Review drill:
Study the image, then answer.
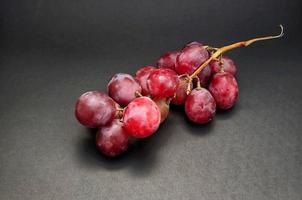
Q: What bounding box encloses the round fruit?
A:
[184,41,202,48]
[147,68,179,98]
[208,72,239,110]
[171,76,192,105]
[123,97,161,138]
[96,119,129,157]
[210,56,237,76]
[108,73,142,106]
[157,50,180,71]
[175,42,209,75]
[75,91,116,128]
[135,66,156,95]
[153,98,169,123]
[198,65,212,87]
[185,88,216,124]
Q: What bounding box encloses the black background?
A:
[1,0,301,199]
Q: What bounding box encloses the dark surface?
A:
[1,0,302,199]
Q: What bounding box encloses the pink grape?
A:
[175,42,209,75]
[135,66,156,95]
[75,91,116,128]
[210,56,237,76]
[185,88,216,124]
[108,73,142,106]
[123,97,161,138]
[147,68,179,98]
[157,50,180,71]
[96,119,129,157]
[208,72,239,110]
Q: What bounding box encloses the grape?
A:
[123,97,161,138]
[208,72,239,110]
[147,68,179,98]
[153,98,169,123]
[184,41,202,48]
[96,119,129,157]
[171,76,192,105]
[175,42,209,75]
[210,56,237,76]
[75,91,116,128]
[185,88,216,124]
[108,73,142,106]
[157,50,180,71]
[135,66,156,95]
[198,65,212,87]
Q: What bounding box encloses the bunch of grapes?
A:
[75,26,283,157]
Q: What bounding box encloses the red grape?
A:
[147,68,179,98]
[123,97,160,138]
[210,56,237,76]
[153,98,169,123]
[75,91,116,128]
[108,73,142,106]
[96,119,129,157]
[208,72,239,110]
[185,88,216,124]
[135,66,156,95]
[171,76,192,105]
[175,42,209,75]
[184,41,202,48]
[198,65,212,87]
[157,50,180,71]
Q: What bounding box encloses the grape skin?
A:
[96,119,129,157]
[209,72,239,110]
[135,66,156,95]
[185,88,216,124]
[108,73,142,106]
[157,50,181,71]
[153,98,169,123]
[147,68,179,98]
[123,97,161,138]
[171,76,192,105]
[175,43,209,75]
[210,56,237,76]
[75,91,116,128]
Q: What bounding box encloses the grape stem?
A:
[189,25,284,79]
[135,91,143,97]
[194,77,202,90]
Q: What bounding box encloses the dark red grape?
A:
[157,50,180,71]
[147,68,179,98]
[184,41,202,48]
[175,42,209,75]
[123,97,160,138]
[171,76,192,105]
[208,72,239,110]
[210,56,237,76]
[75,91,116,128]
[185,88,216,124]
[135,66,156,95]
[108,73,142,106]
[198,65,212,87]
[96,119,129,157]
[153,98,169,123]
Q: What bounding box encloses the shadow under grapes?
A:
[170,104,215,137]
[75,120,175,177]
[215,102,241,120]
[75,101,239,174]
